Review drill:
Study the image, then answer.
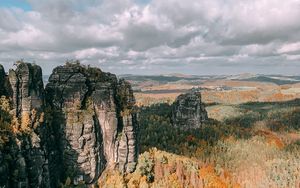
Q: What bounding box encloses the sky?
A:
[0,0,300,75]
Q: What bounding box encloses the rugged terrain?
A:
[0,62,138,187]
[171,91,208,129]
[122,74,300,187]
[2,65,300,187]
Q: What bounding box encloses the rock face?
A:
[0,62,138,187]
[8,63,44,122]
[0,64,11,96]
[115,79,138,173]
[0,65,6,96]
[0,63,50,188]
[45,63,138,185]
[171,91,208,129]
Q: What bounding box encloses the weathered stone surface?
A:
[11,63,50,188]
[0,65,6,96]
[0,64,11,97]
[115,79,138,173]
[0,62,50,188]
[45,63,138,185]
[9,63,44,117]
[171,91,208,129]
[0,62,139,187]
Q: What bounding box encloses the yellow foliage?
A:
[0,96,11,112]
[98,170,126,188]
[20,112,32,132]
[121,109,132,117]
[199,165,228,188]
[39,112,44,123]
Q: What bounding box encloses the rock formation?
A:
[0,62,50,188]
[0,65,6,96]
[8,63,45,125]
[0,62,138,187]
[171,91,208,129]
[0,64,11,96]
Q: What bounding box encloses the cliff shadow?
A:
[46,106,106,187]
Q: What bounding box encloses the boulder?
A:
[0,62,51,188]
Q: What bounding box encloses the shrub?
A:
[138,150,155,182]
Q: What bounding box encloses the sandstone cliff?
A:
[0,64,11,96]
[171,91,208,129]
[0,62,138,187]
[0,63,50,187]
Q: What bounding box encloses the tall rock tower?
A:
[0,62,139,187]
[171,91,208,129]
[45,63,138,185]
[7,62,50,187]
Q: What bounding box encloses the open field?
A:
[123,75,300,106]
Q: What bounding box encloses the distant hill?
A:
[121,74,300,85]
[120,75,208,83]
[234,75,300,85]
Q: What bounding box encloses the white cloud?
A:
[0,0,300,75]
[277,42,300,54]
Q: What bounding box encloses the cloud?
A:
[277,42,300,55]
[0,0,300,75]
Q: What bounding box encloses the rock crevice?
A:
[0,62,138,187]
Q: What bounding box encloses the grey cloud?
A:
[0,0,300,75]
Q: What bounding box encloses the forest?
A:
[129,99,300,187]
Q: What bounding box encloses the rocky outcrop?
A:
[171,91,208,129]
[0,63,50,188]
[45,63,138,185]
[9,63,44,118]
[45,64,107,185]
[0,64,11,97]
[115,79,138,173]
[0,65,6,96]
[0,62,138,187]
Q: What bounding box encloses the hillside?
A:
[132,99,300,187]
[124,74,300,106]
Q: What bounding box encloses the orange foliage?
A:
[202,90,259,104]
[256,130,284,149]
[134,80,300,106]
[186,135,196,142]
[199,165,227,188]
[199,165,240,188]
[21,112,32,131]
[263,92,294,102]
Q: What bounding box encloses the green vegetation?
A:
[138,103,253,158]
[138,150,155,182]
[0,96,12,148]
[138,99,300,187]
